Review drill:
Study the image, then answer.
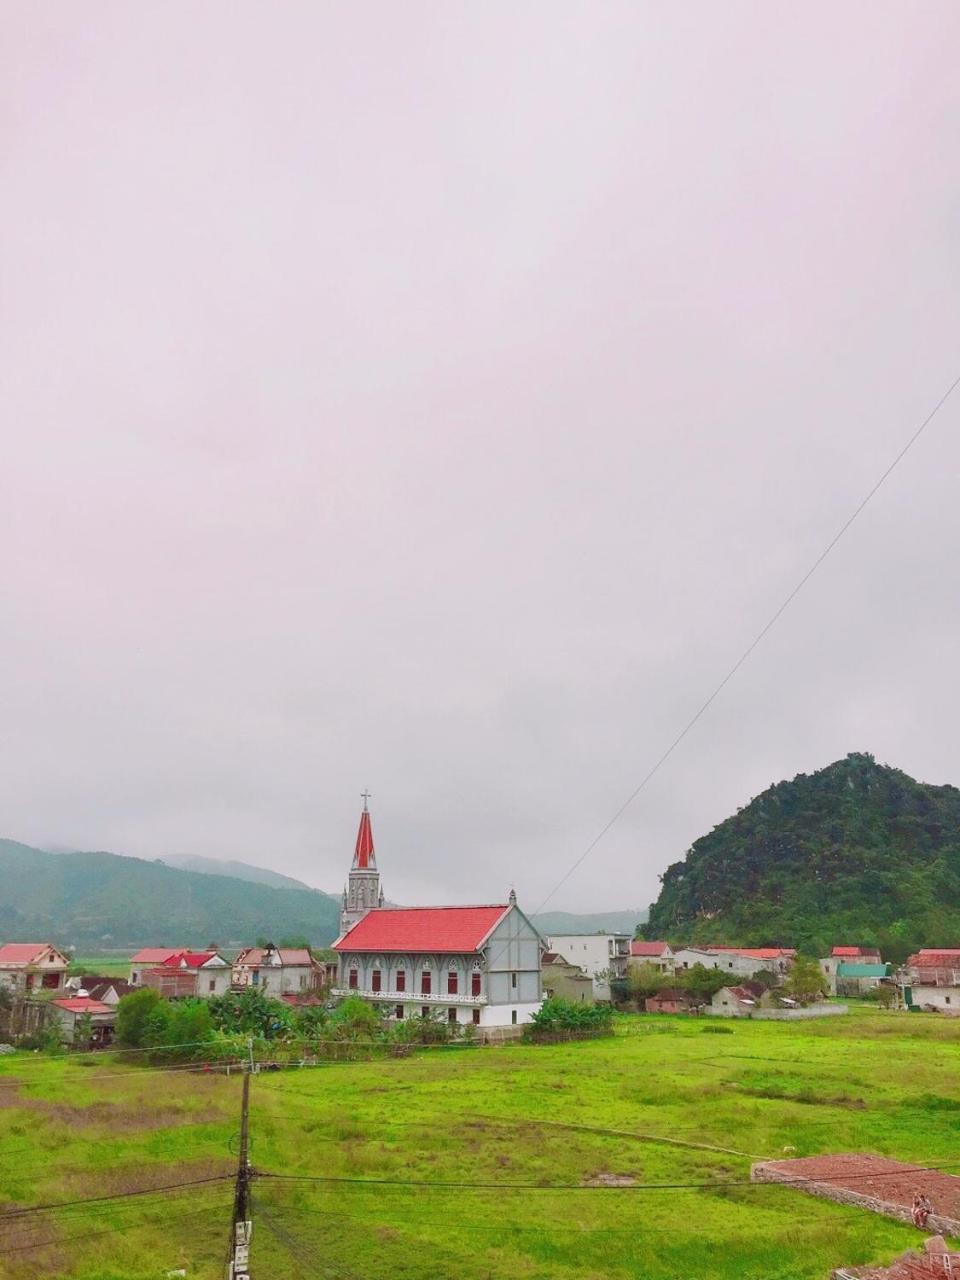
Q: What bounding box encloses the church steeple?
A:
[353,791,376,870]
[340,791,384,935]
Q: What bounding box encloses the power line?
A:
[523,366,960,920]
[0,1173,233,1222]
[0,1199,226,1257]
[255,1158,960,1193]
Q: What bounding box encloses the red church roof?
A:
[353,802,376,870]
[334,905,510,954]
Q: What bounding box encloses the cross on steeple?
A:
[361,788,371,812]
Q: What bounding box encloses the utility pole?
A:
[227,1071,253,1280]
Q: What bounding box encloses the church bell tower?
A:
[339,791,384,935]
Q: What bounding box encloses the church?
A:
[333,798,544,1030]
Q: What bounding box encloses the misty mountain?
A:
[532,909,647,937]
[0,839,341,950]
[158,853,315,893]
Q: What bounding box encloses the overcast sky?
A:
[3,4,960,914]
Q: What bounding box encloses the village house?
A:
[129,948,184,986]
[0,943,69,995]
[645,988,698,1014]
[708,984,771,1017]
[672,945,795,982]
[543,933,630,999]
[819,946,884,994]
[50,996,116,1047]
[542,951,595,1003]
[139,951,233,999]
[628,940,675,973]
[65,975,133,1006]
[903,949,960,1013]
[232,945,324,997]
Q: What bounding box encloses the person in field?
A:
[912,1191,933,1228]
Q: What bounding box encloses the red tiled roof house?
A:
[130,949,232,998]
[628,941,675,973]
[232,945,324,998]
[51,996,116,1047]
[0,943,69,996]
[904,949,960,1013]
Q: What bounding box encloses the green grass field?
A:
[1,1009,958,1279]
[67,957,132,979]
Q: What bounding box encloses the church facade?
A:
[332,802,544,1029]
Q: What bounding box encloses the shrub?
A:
[526,998,614,1039]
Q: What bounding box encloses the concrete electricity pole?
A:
[227,1071,253,1280]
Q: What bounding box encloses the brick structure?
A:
[751,1155,960,1237]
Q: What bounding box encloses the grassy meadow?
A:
[1,1009,959,1279]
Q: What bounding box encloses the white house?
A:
[50,996,115,1047]
[904,949,960,1013]
[333,895,543,1029]
[672,946,794,982]
[131,950,233,998]
[0,943,69,995]
[232,945,323,997]
[544,933,630,1000]
[628,941,675,973]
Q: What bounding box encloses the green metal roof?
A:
[836,962,889,977]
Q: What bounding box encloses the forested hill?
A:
[645,753,960,961]
[0,840,341,949]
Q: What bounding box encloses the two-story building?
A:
[543,933,630,1000]
[0,943,69,995]
[672,946,795,983]
[333,894,543,1029]
[628,941,675,973]
[135,950,233,998]
[232,945,324,997]
[903,949,960,1013]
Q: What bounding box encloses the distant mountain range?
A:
[157,853,315,893]
[645,752,960,961]
[532,909,647,936]
[0,839,341,950]
[0,838,645,952]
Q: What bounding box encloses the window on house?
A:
[421,970,431,995]
[448,1008,457,1024]
[421,1006,430,1018]
[209,979,216,992]
[42,973,60,989]
[396,970,406,992]
[395,1005,404,1020]
[447,971,458,995]
[947,996,952,1005]
[472,1008,481,1025]
[511,1010,518,1025]
[299,974,307,989]
[252,971,260,986]
[511,972,517,989]
[372,970,382,993]
[348,969,358,990]
[471,973,481,997]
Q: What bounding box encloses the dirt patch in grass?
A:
[583,1172,638,1187]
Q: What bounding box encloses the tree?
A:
[680,963,728,1002]
[116,987,163,1047]
[327,995,382,1041]
[73,1012,93,1050]
[208,988,293,1040]
[626,963,666,1006]
[784,956,825,1005]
